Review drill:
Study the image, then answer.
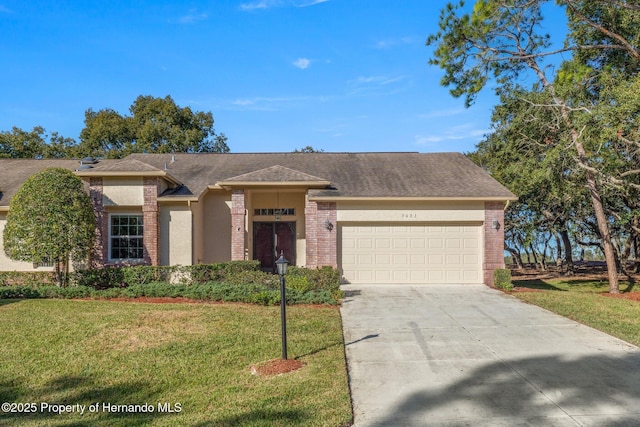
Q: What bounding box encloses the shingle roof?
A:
[220,165,329,184]
[0,152,516,208]
[0,159,83,208]
[126,152,516,200]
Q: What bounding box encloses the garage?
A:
[339,223,483,284]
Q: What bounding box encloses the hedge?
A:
[0,261,344,305]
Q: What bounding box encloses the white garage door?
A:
[340,223,482,284]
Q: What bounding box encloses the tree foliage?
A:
[428,0,640,292]
[3,168,95,286]
[79,95,229,158]
[0,126,79,159]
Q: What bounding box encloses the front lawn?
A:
[512,278,640,346]
[0,299,352,426]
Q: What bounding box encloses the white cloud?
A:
[240,0,328,11]
[229,95,330,111]
[417,108,465,119]
[293,58,311,69]
[414,124,488,148]
[374,37,416,49]
[178,10,208,24]
[347,75,408,96]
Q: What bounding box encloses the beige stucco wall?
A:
[0,213,54,272]
[159,204,193,266]
[102,177,144,206]
[198,190,232,263]
[247,189,307,267]
[336,200,485,222]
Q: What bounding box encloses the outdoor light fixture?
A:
[275,251,289,360]
[324,219,334,231]
[492,219,500,230]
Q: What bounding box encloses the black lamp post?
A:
[275,251,289,360]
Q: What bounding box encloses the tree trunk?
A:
[579,149,619,293]
[506,246,524,269]
[553,230,563,267]
[529,243,541,270]
[560,229,575,275]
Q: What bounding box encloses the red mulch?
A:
[250,359,305,376]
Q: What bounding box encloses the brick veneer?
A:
[143,177,159,266]
[88,176,160,266]
[305,198,337,268]
[89,177,108,267]
[231,190,246,260]
[483,201,506,286]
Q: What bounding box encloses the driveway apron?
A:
[340,284,640,426]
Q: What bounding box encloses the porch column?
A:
[89,177,108,267]
[317,202,338,268]
[305,197,318,268]
[231,190,246,260]
[143,177,160,266]
[483,201,506,286]
[305,198,337,269]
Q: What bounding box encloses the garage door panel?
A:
[340,223,482,284]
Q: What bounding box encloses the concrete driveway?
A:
[340,284,640,426]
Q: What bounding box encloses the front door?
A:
[253,222,296,272]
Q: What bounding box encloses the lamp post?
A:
[275,251,289,360]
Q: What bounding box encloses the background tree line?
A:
[429,0,640,292]
[0,95,230,159]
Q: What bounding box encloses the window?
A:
[110,214,144,260]
[33,258,54,269]
[253,208,295,216]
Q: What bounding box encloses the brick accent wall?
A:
[143,177,159,266]
[304,198,318,267]
[483,201,506,286]
[231,190,246,260]
[305,198,337,268]
[89,177,108,267]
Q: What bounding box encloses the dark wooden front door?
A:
[253,222,296,272]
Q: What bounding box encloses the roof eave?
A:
[75,170,182,186]
[216,180,331,190]
[308,195,519,202]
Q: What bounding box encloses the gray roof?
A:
[127,152,516,200]
[0,152,516,207]
[0,159,83,208]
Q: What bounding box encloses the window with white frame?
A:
[110,214,144,260]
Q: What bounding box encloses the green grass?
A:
[0,299,352,426]
[513,278,640,346]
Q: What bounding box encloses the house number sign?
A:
[401,213,417,218]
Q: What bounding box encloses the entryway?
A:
[253,222,296,272]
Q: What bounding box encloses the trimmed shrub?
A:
[494,268,513,292]
[0,272,57,287]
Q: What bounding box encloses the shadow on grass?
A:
[0,374,174,426]
[512,279,566,291]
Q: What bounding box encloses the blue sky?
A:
[0,0,564,154]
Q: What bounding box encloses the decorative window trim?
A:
[253,208,295,216]
[108,213,144,261]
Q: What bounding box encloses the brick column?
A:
[231,190,246,260]
[305,198,337,268]
[143,177,159,266]
[89,177,108,267]
[317,202,338,268]
[484,201,506,286]
[305,197,318,268]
